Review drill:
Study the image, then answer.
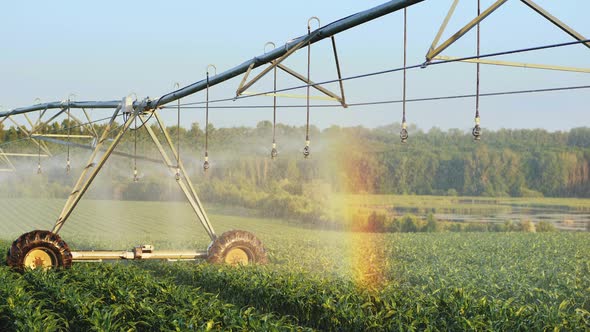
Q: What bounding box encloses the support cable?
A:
[165,84,590,110]
[473,0,482,140]
[133,115,139,182]
[304,17,320,158]
[400,8,409,143]
[203,65,216,172]
[175,82,181,181]
[37,107,45,174]
[0,84,588,153]
[66,100,71,173]
[271,63,278,159]
[177,38,590,108]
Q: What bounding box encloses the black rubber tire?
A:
[6,230,72,271]
[207,230,268,265]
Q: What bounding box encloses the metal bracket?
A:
[425,0,508,62]
[426,0,589,64]
[235,33,347,108]
[50,96,217,241]
[6,116,53,157]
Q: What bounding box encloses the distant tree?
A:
[504,220,519,232]
[536,221,556,232]
[465,223,489,232]
[521,220,536,233]
[400,214,419,233]
[567,127,590,148]
[424,213,439,232]
[489,223,506,232]
[366,211,386,233]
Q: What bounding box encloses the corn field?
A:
[1,229,589,331]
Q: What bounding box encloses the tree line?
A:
[1,120,589,227]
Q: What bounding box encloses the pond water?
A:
[391,205,589,231]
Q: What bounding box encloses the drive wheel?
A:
[6,230,72,271]
[207,230,268,265]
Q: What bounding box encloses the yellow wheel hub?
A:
[224,248,250,266]
[23,248,55,269]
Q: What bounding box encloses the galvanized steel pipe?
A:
[0,0,424,117]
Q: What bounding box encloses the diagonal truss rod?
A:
[53,100,130,234]
[433,55,590,73]
[143,111,216,240]
[426,0,508,62]
[6,116,53,156]
[520,0,590,50]
[426,0,590,65]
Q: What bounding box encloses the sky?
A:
[1,0,589,132]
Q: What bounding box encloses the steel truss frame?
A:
[425,0,590,73]
[45,97,215,261]
[236,36,347,108]
[1,0,428,263]
[0,105,101,171]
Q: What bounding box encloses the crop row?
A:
[1,230,590,331]
[0,247,310,331]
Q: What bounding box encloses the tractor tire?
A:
[207,230,268,265]
[6,230,72,271]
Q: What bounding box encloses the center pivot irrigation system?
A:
[1,0,589,270]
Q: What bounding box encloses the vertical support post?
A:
[330,36,347,108]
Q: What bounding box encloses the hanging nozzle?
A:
[133,167,139,182]
[271,142,278,159]
[472,116,481,141]
[175,167,181,181]
[65,159,71,173]
[303,140,310,158]
[400,122,409,143]
[37,163,42,174]
[203,154,210,172]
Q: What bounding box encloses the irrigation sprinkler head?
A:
[203,155,210,172]
[65,160,71,173]
[400,122,408,143]
[472,117,481,141]
[175,167,181,181]
[37,164,42,174]
[271,142,278,159]
[303,141,310,158]
[133,168,139,182]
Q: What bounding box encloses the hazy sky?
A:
[1,0,589,132]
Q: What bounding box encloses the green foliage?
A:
[2,123,590,204]
[537,221,556,232]
[1,204,590,330]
